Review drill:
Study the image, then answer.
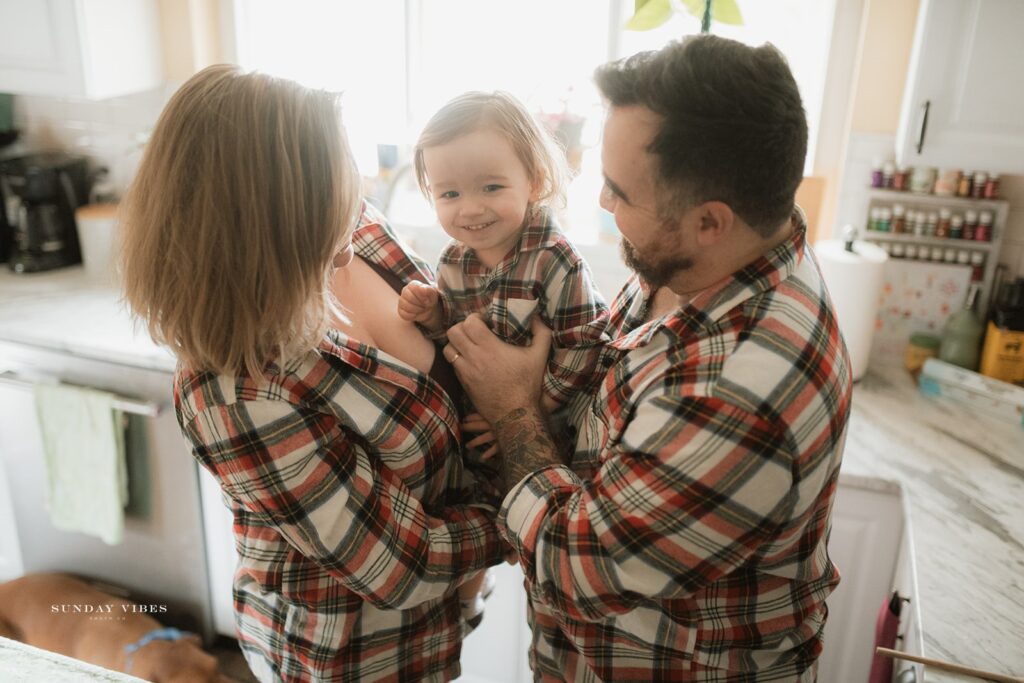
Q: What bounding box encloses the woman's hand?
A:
[445,314,552,425]
[398,281,444,331]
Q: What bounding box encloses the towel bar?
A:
[0,371,162,418]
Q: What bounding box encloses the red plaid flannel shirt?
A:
[499,214,852,681]
[174,204,503,682]
[436,208,610,407]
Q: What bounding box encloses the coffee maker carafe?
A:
[0,153,91,273]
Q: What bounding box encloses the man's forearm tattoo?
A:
[495,407,563,491]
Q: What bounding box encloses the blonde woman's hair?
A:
[120,64,361,378]
[413,91,569,209]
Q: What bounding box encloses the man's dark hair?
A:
[595,35,807,237]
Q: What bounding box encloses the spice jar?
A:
[944,248,957,263]
[935,168,961,196]
[892,243,906,259]
[894,166,911,192]
[931,246,944,262]
[905,332,941,379]
[957,172,973,198]
[892,204,906,233]
[984,173,1000,199]
[963,209,978,240]
[906,244,918,259]
[882,161,896,189]
[936,208,951,238]
[867,207,880,231]
[914,210,928,236]
[878,207,892,232]
[950,214,964,239]
[870,160,884,188]
[956,249,970,266]
[924,211,938,237]
[910,166,937,194]
[975,210,993,242]
[970,251,985,281]
[972,171,988,199]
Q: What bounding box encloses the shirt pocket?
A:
[488,297,539,346]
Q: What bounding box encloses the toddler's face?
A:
[422,128,538,267]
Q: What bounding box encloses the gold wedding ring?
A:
[449,351,462,363]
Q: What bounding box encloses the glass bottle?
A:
[936,208,951,238]
[949,214,964,240]
[975,210,993,242]
[892,204,906,233]
[938,283,984,370]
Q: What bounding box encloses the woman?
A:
[119,64,503,682]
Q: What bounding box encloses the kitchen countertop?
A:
[1,267,1022,680]
[0,636,144,682]
[843,368,1023,682]
[0,267,174,372]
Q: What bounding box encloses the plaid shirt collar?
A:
[439,207,561,279]
[610,209,807,352]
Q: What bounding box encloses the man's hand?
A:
[446,316,563,492]
[444,314,552,425]
[398,281,444,332]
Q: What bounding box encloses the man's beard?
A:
[620,239,693,289]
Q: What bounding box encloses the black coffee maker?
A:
[0,153,91,273]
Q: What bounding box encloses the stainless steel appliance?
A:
[0,153,91,273]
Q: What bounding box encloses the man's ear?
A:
[694,201,734,246]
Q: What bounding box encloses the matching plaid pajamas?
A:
[435,209,610,408]
[499,214,853,681]
[174,206,504,682]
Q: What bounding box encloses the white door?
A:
[896,0,1024,174]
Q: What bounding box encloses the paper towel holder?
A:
[842,224,858,253]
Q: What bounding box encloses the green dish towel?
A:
[33,383,128,545]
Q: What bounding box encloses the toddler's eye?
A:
[483,184,504,193]
[438,190,459,200]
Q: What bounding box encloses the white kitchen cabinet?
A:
[896,0,1024,174]
[818,476,907,683]
[0,0,162,99]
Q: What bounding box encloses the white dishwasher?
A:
[0,339,216,642]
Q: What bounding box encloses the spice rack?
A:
[862,189,1008,313]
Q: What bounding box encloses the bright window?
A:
[231,0,838,242]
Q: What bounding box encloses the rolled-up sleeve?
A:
[498,393,794,622]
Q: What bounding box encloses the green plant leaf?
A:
[712,0,744,25]
[626,0,673,30]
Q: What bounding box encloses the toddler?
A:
[398,91,610,629]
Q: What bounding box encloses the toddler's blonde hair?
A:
[413,91,568,210]
[119,64,361,378]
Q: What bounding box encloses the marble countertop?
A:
[2,267,1022,680]
[0,636,144,682]
[0,267,174,372]
[844,369,1023,682]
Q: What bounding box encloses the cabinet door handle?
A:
[916,100,930,154]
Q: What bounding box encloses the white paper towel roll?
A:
[814,238,888,381]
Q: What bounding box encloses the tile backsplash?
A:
[7,86,178,198]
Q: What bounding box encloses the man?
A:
[446,35,852,681]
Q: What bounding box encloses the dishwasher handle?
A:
[0,371,162,417]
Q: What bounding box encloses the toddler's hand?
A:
[463,412,500,461]
[399,281,443,330]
